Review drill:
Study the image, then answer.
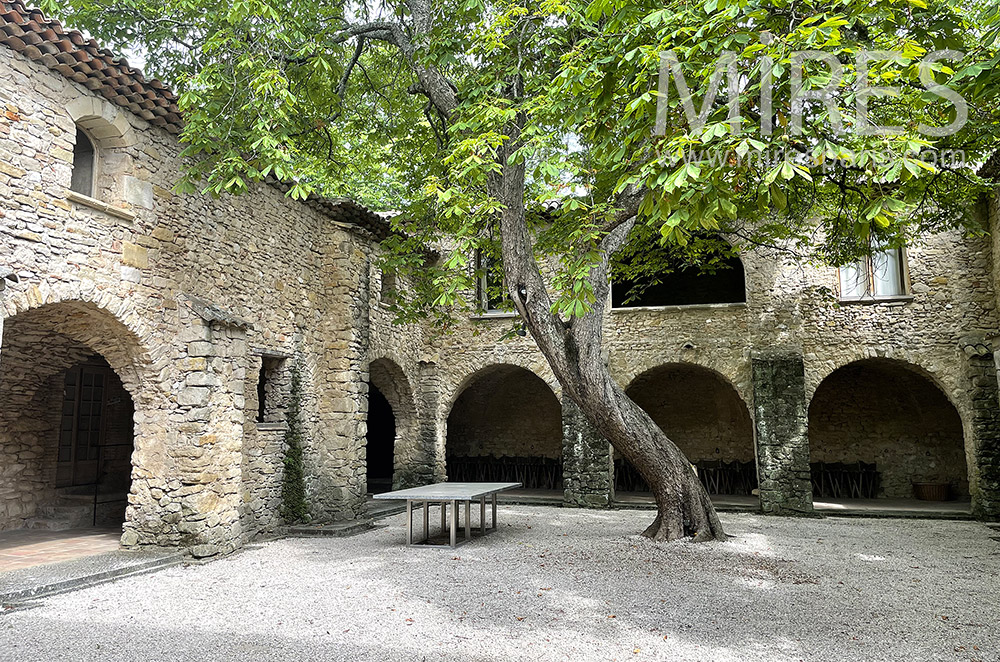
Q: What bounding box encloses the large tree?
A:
[49,0,1000,540]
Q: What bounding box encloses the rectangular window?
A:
[379,269,397,304]
[256,356,286,425]
[476,250,508,312]
[838,247,907,300]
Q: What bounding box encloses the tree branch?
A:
[568,216,636,364]
[336,36,366,99]
[599,183,646,235]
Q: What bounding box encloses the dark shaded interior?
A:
[365,384,396,494]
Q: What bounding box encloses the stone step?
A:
[364,500,406,520]
[24,518,78,531]
[286,518,374,538]
[56,489,128,502]
[38,504,92,519]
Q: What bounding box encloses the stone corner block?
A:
[190,544,220,559]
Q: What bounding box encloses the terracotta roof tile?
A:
[0,1,394,237]
[265,178,393,241]
[0,0,182,133]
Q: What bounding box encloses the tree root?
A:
[640,491,728,543]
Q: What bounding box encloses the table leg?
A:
[440,501,446,535]
[480,496,486,535]
[406,500,413,546]
[492,493,497,531]
[423,500,429,543]
[450,500,457,548]
[465,500,471,541]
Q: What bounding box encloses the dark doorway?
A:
[55,355,134,525]
[366,384,395,494]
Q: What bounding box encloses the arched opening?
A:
[70,127,97,196]
[365,358,421,493]
[365,384,395,494]
[620,364,757,500]
[446,365,562,494]
[808,359,968,503]
[611,235,746,308]
[0,302,143,535]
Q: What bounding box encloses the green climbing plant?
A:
[280,363,308,523]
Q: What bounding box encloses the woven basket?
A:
[913,482,950,501]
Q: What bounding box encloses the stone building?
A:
[1,1,998,556]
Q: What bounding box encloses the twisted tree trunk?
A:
[489,115,725,542]
[387,4,725,542]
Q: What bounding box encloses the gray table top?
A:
[371,482,522,501]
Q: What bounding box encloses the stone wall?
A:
[808,360,968,498]
[0,42,381,550]
[625,364,754,464]
[424,224,1000,516]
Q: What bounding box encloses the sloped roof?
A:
[979,150,1000,181]
[0,1,393,238]
[0,0,182,133]
[266,179,394,240]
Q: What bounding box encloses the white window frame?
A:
[838,247,910,301]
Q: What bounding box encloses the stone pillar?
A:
[561,399,614,508]
[125,318,248,556]
[304,230,370,521]
[416,359,444,485]
[310,362,366,522]
[962,339,1000,520]
[752,351,813,515]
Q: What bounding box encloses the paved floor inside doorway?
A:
[0,528,121,573]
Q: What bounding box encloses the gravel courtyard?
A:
[1,506,998,662]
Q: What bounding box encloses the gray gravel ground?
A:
[1,506,998,662]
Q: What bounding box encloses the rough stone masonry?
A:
[1,1,999,557]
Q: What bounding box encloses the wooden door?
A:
[56,362,109,487]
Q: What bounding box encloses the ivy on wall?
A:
[281,362,308,523]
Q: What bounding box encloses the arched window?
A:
[70,128,96,197]
[611,236,746,308]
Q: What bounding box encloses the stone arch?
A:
[619,363,757,496]
[807,357,969,500]
[365,357,420,491]
[804,347,966,413]
[445,363,563,490]
[2,283,161,368]
[0,295,165,538]
[616,356,752,408]
[440,355,561,415]
[66,97,137,149]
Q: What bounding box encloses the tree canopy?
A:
[44,0,1000,322]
